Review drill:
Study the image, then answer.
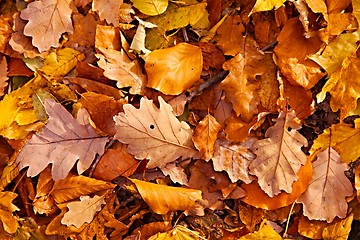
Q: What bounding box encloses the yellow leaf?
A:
[0,162,19,191]
[239,220,282,240]
[298,215,327,239]
[0,191,20,234]
[322,213,353,239]
[356,166,360,202]
[148,225,205,240]
[131,0,168,16]
[40,48,85,78]
[250,0,287,15]
[129,178,203,215]
[145,43,202,95]
[192,114,222,161]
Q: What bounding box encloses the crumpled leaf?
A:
[16,98,109,180]
[145,43,203,95]
[148,225,204,240]
[113,97,198,169]
[0,56,8,97]
[20,0,73,52]
[316,50,360,119]
[192,114,222,161]
[212,138,256,184]
[0,191,20,234]
[250,0,287,15]
[297,147,353,222]
[220,36,265,122]
[129,178,203,215]
[131,0,168,16]
[249,110,308,197]
[92,0,123,25]
[61,195,106,228]
[50,174,116,203]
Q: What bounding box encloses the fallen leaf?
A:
[0,56,8,97]
[239,220,282,240]
[216,15,245,56]
[129,178,203,215]
[199,42,226,70]
[130,17,157,55]
[7,58,34,77]
[148,225,204,240]
[33,167,56,215]
[16,98,109,180]
[250,0,287,15]
[322,213,353,239]
[356,166,360,202]
[298,215,327,239]
[113,97,198,169]
[50,174,115,203]
[224,116,256,143]
[192,114,222,161]
[297,147,353,222]
[20,0,73,52]
[0,13,13,55]
[145,43,203,95]
[239,203,265,232]
[130,222,172,240]
[92,0,123,25]
[131,0,168,16]
[249,110,308,197]
[220,36,265,122]
[61,195,106,228]
[212,138,256,184]
[65,13,97,48]
[0,191,20,234]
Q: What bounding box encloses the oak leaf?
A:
[220,36,265,122]
[131,0,168,16]
[192,114,222,161]
[129,178,203,215]
[92,0,123,25]
[145,43,203,95]
[20,0,73,52]
[113,97,198,169]
[16,98,109,180]
[0,192,20,234]
[249,110,308,197]
[61,195,105,228]
[297,147,353,222]
[212,138,256,184]
[0,56,8,97]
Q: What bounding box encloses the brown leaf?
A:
[213,138,256,184]
[192,114,222,161]
[0,13,18,57]
[65,13,97,48]
[113,97,199,169]
[297,147,353,222]
[92,0,123,25]
[33,167,57,215]
[16,99,109,180]
[199,42,226,70]
[239,203,265,232]
[0,56,8,97]
[249,110,308,197]
[216,15,245,56]
[224,116,256,143]
[7,58,33,77]
[20,0,73,52]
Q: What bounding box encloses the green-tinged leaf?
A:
[131,0,168,16]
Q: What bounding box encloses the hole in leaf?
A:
[150,124,155,129]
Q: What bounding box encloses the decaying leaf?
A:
[20,0,73,52]
[297,147,353,222]
[113,97,199,169]
[145,43,203,95]
[16,98,109,180]
[61,195,106,228]
[129,178,203,215]
[192,114,222,161]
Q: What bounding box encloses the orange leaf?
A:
[145,43,203,95]
[192,114,222,161]
[216,15,245,56]
[0,56,8,97]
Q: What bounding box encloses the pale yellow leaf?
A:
[20,0,73,52]
[131,0,168,16]
[148,225,204,240]
[249,110,308,197]
[145,43,202,95]
[61,195,105,228]
[250,0,287,15]
[129,178,203,215]
[192,114,222,161]
[297,147,353,222]
[113,97,199,169]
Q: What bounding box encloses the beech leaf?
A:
[113,97,198,169]
[20,0,73,52]
[16,98,109,180]
[297,147,353,222]
[61,195,106,228]
[129,178,203,215]
[249,110,308,197]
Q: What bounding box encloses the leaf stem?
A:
[283,201,296,238]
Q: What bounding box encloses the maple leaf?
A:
[297,147,353,222]
[131,0,168,16]
[0,192,20,234]
[220,36,265,122]
[145,43,203,95]
[92,0,123,25]
[0,56,8,97]
[61,195,105,228]
[20,0,73,52]
[213,138,256,184]
[249,110,308,197]
[128,178,203,215]
[113,97,198,169]
[192,114,222,161]
[16,98,109,180]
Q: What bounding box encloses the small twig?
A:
[260,40,278,52]
[186,70,229,103]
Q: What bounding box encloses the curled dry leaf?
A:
[297,147,353,223]
[129,178,203,215]
[20,0,73,52]
[113,97,199,169]
[145,43,203,95]
[16,98,109,180]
